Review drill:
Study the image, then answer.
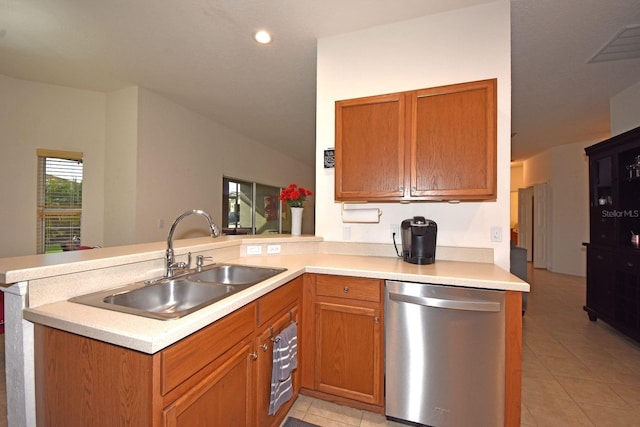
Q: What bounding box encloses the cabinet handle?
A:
[374,317,380,324]
[250,352,258,360]
[399,186,404,192]
[261,343,268,352]
[627,262,634,268]
[343,286,349,293]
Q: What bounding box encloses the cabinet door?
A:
[589,154,617,245]
[335,93,406,201]
[410,79,496,200]
[314,301,382,405]
[161,303,256,396]
[614,253,640,337]
[163,340,255,427]
[586,247,615,319]
[256,306,301,427]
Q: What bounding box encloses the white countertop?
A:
[22,251,528,354]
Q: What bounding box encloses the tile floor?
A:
[284,266,640,427]
[1,266,639,426]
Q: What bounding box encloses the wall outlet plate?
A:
[267,244,281,254]
[247,245,262,255]
[490,226,503,242]
[342,226,351,240]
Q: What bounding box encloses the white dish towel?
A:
[268,322,298,415]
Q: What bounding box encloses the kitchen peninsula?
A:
[0,235,528,427]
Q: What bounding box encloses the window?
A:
[36,149,83,253]
[222,177,287,235]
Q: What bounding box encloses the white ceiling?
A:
[1,0,639,165]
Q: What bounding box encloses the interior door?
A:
[533,183,550,269]
[518,187,533,262]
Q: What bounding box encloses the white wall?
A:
[0,74,106,257]
[511,164,524,191]
[134,88,315,244]
[0,76,314,256]
[104,87,139,247]
[610,81,640,135]
[522,150,552,187]
[315,1,512,269]
[549,143,589,276]
[510,164,523,229]
[521,142,591,276]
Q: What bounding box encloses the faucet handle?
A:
[171,252,192,271]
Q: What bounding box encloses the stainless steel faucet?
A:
[166,209,220,277]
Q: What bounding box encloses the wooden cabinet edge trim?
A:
[505,290,522,427]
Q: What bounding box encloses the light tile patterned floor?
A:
[285,265,640,427]
[520,266,640,426]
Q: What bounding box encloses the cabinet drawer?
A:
[590,211,616,244]
[615,254,640,274]
[161,302,256,395]
[315,275,381,303]
[257,277,302,327]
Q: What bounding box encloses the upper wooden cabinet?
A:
[335,93,406,200]
[335,79,497,202]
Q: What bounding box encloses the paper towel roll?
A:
[341,208,381,223]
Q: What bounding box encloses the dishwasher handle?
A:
[388,291,501,312]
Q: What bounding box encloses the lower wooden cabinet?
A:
[255,306,301,427]
[163,339,255,427]
[301,274,384,409]
[34,325,160,427]
[33,272,522,426]
[34,277,303,427]
[315,301,381,404]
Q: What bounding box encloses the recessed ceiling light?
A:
[254,30,272,45]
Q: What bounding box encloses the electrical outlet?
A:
[490,226,503,242]
[342,226,351,240]
[390,224,400,240]
[267,244,281,254]
[247,245,262,255]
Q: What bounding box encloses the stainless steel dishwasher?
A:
[385,280,505,426]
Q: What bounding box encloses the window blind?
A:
[36,149,83,254]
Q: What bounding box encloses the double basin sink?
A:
[70,264,287,320]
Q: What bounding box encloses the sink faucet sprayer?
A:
[166,209,220,278]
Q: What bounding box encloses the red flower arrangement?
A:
[280,184,313,208]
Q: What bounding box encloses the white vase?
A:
[290,207,303,236]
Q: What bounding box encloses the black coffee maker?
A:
[401,216,437,265]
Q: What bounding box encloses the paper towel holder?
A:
[341,203,382,223]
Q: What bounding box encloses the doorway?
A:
[518,183,550,269]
